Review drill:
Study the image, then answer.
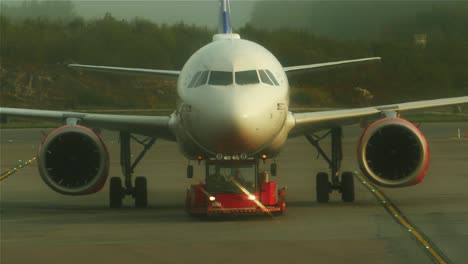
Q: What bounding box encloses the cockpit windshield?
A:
[188,71,209,88]
[235,70,259,85]
[193,71,209,87]
[189,69,279,87]
[188,72,202,88]
[265,69,280,86]
[259,69,280,86]
[205,163,257,194]
[208,71,233,86]
[259,70,274,86]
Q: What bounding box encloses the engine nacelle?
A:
[38,125,109,195]
[357,118,429,187]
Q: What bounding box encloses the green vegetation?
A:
[0,1,467,111]
[0,13,212,68]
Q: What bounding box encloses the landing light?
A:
[209,196,216,201]
[248,195,256,200]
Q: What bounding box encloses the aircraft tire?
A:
[110,177,123,208]
[134,176,148,208]
[316,172,330,203]
[341,172,355,202]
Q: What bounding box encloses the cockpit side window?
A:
[188,72,202,88]
[259,70,274,86]
[265,69,280,86]
[235,70,259,85]
[193,71,209,87]
[209,71,233,86]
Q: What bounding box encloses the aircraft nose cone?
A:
[215,110,262,153]
[189,96,282,155]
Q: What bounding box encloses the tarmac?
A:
[1,123,467,264]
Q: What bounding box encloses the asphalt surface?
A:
[1,123,467,264]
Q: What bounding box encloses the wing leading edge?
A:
[0,107,175,141]
[290,96,468,137]
[284,57,381,76]
[68,64,180,79]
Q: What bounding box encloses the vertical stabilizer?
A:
[219,0,232,34]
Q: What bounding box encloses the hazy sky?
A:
[3,0,461,39]
[76,1,256,29]
[1,0,257,29]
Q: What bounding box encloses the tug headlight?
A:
[209,196,216,201]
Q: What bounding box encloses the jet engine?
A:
[37,125,109,195]
[357,118,429,187]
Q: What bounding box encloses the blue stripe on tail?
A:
[220,0,232,34]
[223,11,230,33]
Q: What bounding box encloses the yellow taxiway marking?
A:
[0,157,37,182]
[354,172,450,264]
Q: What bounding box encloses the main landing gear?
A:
[305,127,355,203]
[110,131,157,208]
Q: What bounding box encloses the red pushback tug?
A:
[186,159,286,216]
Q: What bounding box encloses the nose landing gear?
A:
[306,127,355,203]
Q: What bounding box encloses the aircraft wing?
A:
[0,107,176,141]
[68,64,180,79]
[284,57,381,75]
[290,96,468,137]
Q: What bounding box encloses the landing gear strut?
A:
[306,127,354,203]
[109,131,157,208]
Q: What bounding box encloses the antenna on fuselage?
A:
[219,0,232,34]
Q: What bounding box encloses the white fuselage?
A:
[169,34,295,159]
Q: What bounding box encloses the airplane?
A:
[1,0,467,209]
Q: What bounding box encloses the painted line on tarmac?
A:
[1,217,49,223]
[354,172,451,264]
[0,157,37,182]
[448,137,468,141]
